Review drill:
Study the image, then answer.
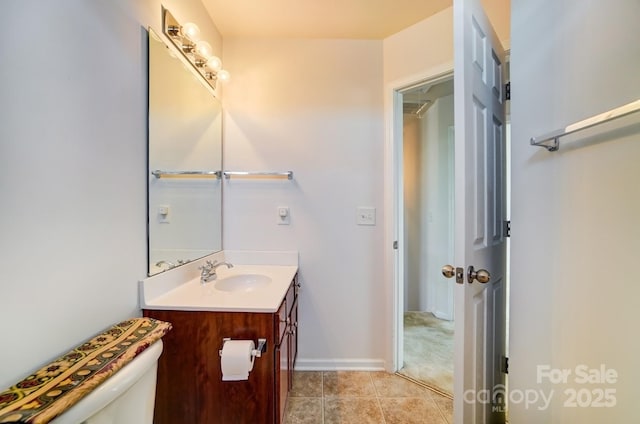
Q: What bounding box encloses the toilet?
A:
[49,340,163,424]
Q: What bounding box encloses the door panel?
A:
[472,96,487,247]
[490,119,504,244]
[471,289,488,422]
[454,0,506,422]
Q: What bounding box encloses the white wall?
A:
[383,2,506,84]
[510,0,640,422]
[222,38,386,368]
[403,95,454,318]
[0,0,221,388]
[383,8,454,86]
[422,95,454,319]
[403,114,422,311]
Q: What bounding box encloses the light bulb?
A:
[206,56,222,72]
[195,40,212,58]
[217,69,230,82]
[182,22,200,41]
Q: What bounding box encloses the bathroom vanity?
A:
[140,256,299,424]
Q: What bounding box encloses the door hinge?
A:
[393,240,398,250]
[505,82,511,101]
[501,356,509,374]
[503,220,511,238]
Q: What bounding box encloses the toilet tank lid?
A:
[0,317,172,424]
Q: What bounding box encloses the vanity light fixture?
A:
[162,7,230,91]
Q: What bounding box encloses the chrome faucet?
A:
[199,260,233,284]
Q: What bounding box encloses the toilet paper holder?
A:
[219,337,267,358]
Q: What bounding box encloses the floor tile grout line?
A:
[433,398,450,424]
[321,371,324,424]
[369,371,388,424]
[370,371,381,398]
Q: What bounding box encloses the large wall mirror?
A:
[147,28,222,276]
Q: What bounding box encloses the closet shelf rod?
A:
[530,99,640,151]
[151,170,222,178]
[223,171,294,180]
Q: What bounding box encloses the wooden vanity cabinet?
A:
[276,275,299,423]
[143,274,299,424]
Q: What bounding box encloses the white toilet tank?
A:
[49,340,163,424]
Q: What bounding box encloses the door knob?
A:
[467,266,491,284]
[442,265,464,284]
[441,265,455,278]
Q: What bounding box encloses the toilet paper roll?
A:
[220,340,256,381]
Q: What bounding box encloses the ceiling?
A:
[201,0,452,39]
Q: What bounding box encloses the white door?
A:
[450,0,507,422]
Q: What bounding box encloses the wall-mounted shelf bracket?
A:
[530,99,640,152]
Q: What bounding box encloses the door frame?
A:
[384,63,454,373]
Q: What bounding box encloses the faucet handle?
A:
[200,260,218,272]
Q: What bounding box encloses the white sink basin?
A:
[214,274,272,292]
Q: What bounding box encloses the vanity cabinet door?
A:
[275,276,299,424]
[145,309,276,424]
[275,294,288,423]
[290,275,300,372]
[276,331,289,423]
[289,297,298,379]
[277,296,288,343]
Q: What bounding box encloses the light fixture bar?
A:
[161,7,229,92]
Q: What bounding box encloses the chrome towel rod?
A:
[151,170,222,178]
[530,99,640,151]
[223,171,294,180]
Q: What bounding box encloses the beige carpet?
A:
[399,311,454,397]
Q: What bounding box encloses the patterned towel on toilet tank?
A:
[0,317,172,424]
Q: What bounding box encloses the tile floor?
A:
[284,371,452,424]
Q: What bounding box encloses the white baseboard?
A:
[294,358,386,371]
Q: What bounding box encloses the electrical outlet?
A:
[356,207,376,225]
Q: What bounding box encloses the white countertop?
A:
[139,251,298,313]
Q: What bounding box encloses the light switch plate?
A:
[158,205,170,223]
[277,206,290,225]
[356,207,376,225]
